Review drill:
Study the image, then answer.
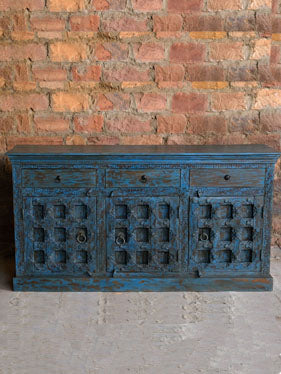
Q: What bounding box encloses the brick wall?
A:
[0,0,281,252]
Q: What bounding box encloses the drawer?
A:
[22,169,97,188]
[106,169,180,188]
[190,168,265,188]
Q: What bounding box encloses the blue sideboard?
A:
[6,144,280,291]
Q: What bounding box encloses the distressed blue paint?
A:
[6,144,280,292]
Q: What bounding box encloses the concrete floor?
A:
[0,250,281,374]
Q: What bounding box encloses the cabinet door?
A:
[189,196,263,275]
[23,196,97,275]
[106,196,180,274]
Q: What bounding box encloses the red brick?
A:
[259,65,281,85]
[102,14,149,32]
[0,43,46,61]
[12,12,28,31]
[96,93,130,111]
[0,116,14,133]
[50,42,87,62]
[247,133,280,151]
[0,0,45,11]
[170,43,205,63]
[49,0,85,11]
[106,115,151,133]
[172,93,207,113]
[155,65,185,84]
[270,46,281,64]
[167,134,200,145]
[208,0,242,10]
[153,14,183,32]
[7,136,63,149]
[132,0,162,11]
[103,65,150,82]
[168,0,203,12]
[227,63,258,81]
[0,94,48,111]
[14,63,29,82]
[72,65,101,81]
[183,15,224,31]
[157,115,186,134]
[211,92,246,111]
[16,113,31,133]
[32,66,67,81]
[35,115,69,132]
[229,112,259,133]
[185,64,225,81]
[74,114,103,133]
[91,0,126,10]
[52,92,89,112]
[135,93,167,112]
[134,43,165,62]
[224,14,256,31]
[94,43,128,61]
[187,115,227,134]
[66,135,86,145]
[257,13,272,33]
[70,15,99,31]
[210,42,244,61]
[260,111,281,132]
[122,134,163,145]
[0,65,13,86]
[88,135,119,145]
[30,16,66,31]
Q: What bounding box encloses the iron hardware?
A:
[76,230,87,244]
[200,232,209,241]
[55,175,61,183]
[224,174,231,181]
[140,175,147,183]
[115,233,126,246]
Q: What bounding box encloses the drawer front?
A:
[190,168,265,188]
[22,169,97,188]
[106,169,180,188]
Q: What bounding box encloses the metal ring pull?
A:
[55,175,61,183]
[140,175,147,183]
[200,232,209,241]
[116,233,126,246]
[76,230,87,244]
[224,174,231,181]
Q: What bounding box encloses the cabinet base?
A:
[13,275,273,292]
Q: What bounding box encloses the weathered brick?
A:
[224,14,256,31]
[134,43,165,62]
[153,14,183,31]
[229,112,259,133]
[192,81,228,89]
[30,16,65,31]
[167,134,200,145]
[187,115,227,134]
[66,135,86,145]
[155,65,185,85]
[50,42,87,62]
[211,92,247,110]
[208,0,242,10]
[35,115,69,132]
[96,93,130,111]
[132,0,162,11]
[37,31,63,39]
[135,93,166,112]
[88,135,119,145]
[74,114,103,133]
[49,0,85,11]
[186,64,225,82]
[94,43,128,61]
[0,43,46,61]
[7,136,63,149]
[172,93,207,113]
[72,65,101,81]
[270,46,281,64]
[260,111,281,132]
[12,12,28,31]
[0,65,16,87]
[106,115,151,133]
[122,134,163,145]
[248,0,271,9]
[183,15,223,31]
[189,31,226,39]
[32,65,67,81]
[91,0,126,10]
[170,43,205,63]
[259,65,281,85]
[227,63,258,81]
[157,114,186,134]
[52,92,89,112]
[102,14,148,32]
[254,89,281,109]
[168,0,203,12]
[251,38,271,60]
[273,17,281,33]
[0,94,48,111]
[256,13,272,33]
[11,32,35,41]
[0,0,45,11]
[209,42,244,61]
[103,65,150,82]
[0,116,14,133]
[14,63,29,82]
[16,113,31,133]
[247,133,281,151]
[70,15,99,31]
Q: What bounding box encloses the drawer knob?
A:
[116,233,126,246]
[140,175,148,183]
[224,174,231,181]
[76,230,87,244]
[55,175,61,183]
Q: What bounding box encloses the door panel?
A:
[189,196,263,275]
[106,196,180,274]
[23,196,97,275]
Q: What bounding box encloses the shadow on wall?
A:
[0,157,14,256]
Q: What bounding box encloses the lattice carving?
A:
[107,197,180,273]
